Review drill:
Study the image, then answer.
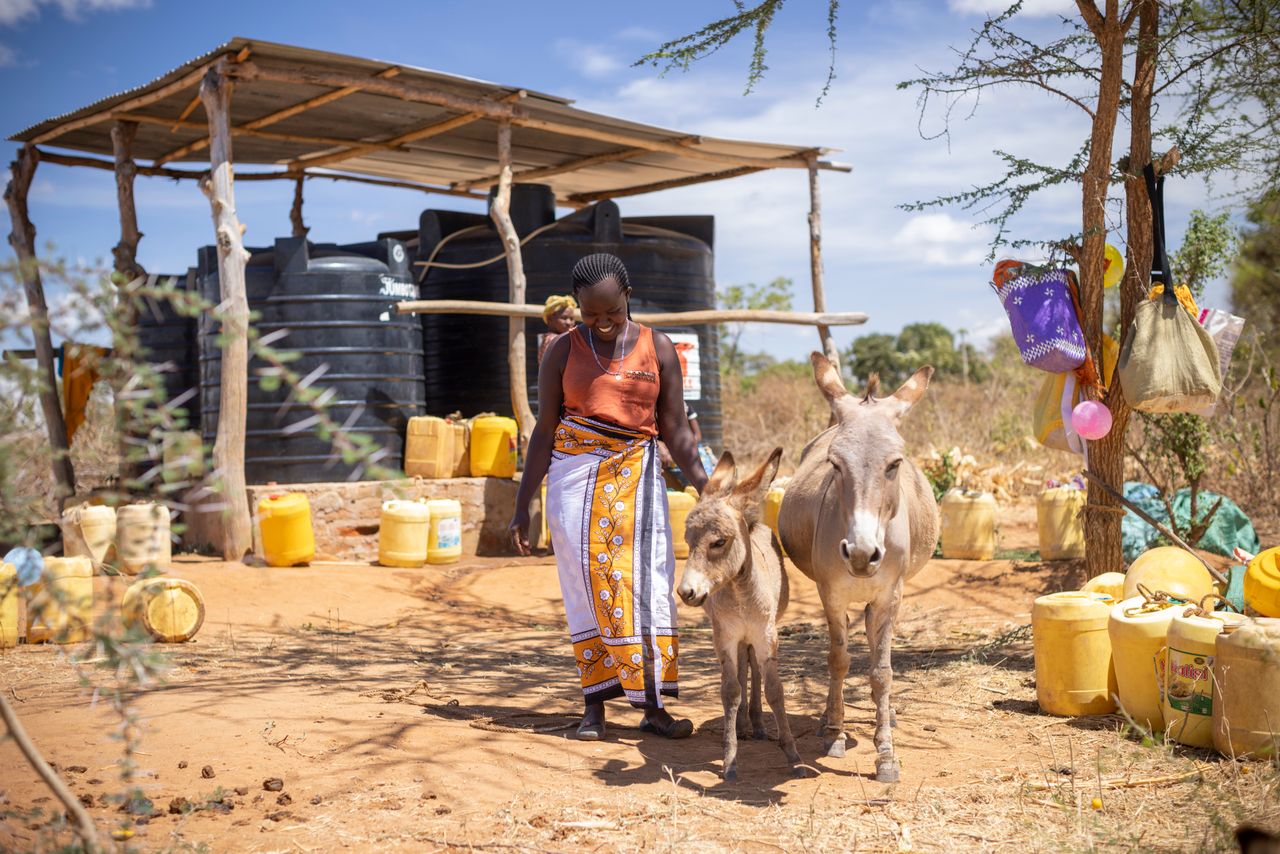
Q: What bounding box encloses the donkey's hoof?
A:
[791,763,812,778]
[752,727,769,741]
[823,736,847,758]
[723,765,739,782]
[875,759,900,783]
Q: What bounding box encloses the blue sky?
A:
[0,0,1243,360]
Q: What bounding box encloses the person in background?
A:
[658,402,715,490]
[538,294,578,365]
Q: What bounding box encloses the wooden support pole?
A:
[111,120,146,283]
[290,176,308,238]
[4,146,76,499]
[199,62,253,561]
[490,120,534,443]
[807,156,841,369]
[395,300,870,328]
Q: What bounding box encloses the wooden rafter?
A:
[568,166,765,203]
[154,64,401,165]
[455,135,699,191]
[512,116,847,172]
[169,45,252,132]
[122,112,395,151]
[289,90,526,171]
[225,62,526,120]
[35,147,493,201]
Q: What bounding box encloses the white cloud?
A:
[947,0,1075,16]
[0,0,149,26]
[0,40,15,65]
[555,39,624,79]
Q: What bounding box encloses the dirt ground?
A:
[1,501,1276,853]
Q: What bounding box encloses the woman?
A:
[538,294,578,365]
[509,253,708,740]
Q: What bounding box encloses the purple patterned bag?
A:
[991,261,1087,373]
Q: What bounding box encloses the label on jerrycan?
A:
[436,517,461,550]
[1167,647,1213,716]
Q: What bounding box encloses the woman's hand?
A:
[509,510,532,556]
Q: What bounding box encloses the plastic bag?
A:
[1191,308,1245,417]
[1033,334,1119,452]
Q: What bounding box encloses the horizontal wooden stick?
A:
[456,135,699,191]
[227,61,525,121]
[34,148,490,199]
[120,112,385,150]
[395,299,869,327]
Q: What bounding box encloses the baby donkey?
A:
[677,448,802,780]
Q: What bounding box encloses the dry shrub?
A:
[720,365,829,475]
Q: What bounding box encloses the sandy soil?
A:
[1,505,1275,853]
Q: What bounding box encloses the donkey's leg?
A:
[748,646,767,739]
[817,585,851,758]
[759,635,802,773]
[735,641,753,740]
[719,640,743,781]
[865,582,904,783]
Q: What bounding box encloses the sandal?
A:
[576,720,605,741]
[639,716,694,740]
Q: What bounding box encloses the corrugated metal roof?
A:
[10,37,847,201]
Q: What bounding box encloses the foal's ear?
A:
[704,450,737,497]
[882,365,934,422]
[732,447,782,503]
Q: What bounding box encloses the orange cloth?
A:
[62,343,107,444]
[561,325,660,436]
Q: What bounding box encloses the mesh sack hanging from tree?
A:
[1117,165,1222,413]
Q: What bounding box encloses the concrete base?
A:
[182,477,540,562]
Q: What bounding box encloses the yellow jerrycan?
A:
[1244,547,1280,617]
[1162,605,1247,748]
[1081,572,1126,602]
[1036,487,1085,560]
[426,498,463,564]
[1109,594,1180,731]
[763,485,786,555]
[939,489,996,560]
[0,561,18,648]
[26,556,94,644]
[470,416,518,478]
[668,488,698,560]
[1123,546,1214,603]
[450,421,471,477]
[380,499,431,567]
[405,416,455,479]
[122,577,206,643]
[1212,617,1280,759]
[257,493,315,567]
[1032,591,1117,716]
[61,503,117,572]
[116,502,172,575]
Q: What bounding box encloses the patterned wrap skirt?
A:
[546,415,679,707]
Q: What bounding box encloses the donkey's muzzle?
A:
[677,586,707,607]
[839,539,883,574]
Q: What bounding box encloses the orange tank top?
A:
[562,324,661,436]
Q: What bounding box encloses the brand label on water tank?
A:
[392,244,406,264]
[378,276,419,300]
[667,333,701,400]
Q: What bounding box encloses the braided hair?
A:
[571,253,631,318]
[572,252,630,292]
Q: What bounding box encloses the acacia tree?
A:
[641,0,1278,574]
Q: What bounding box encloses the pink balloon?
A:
[1072,400,1113,441]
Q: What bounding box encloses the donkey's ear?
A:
[704,450,737,497]
[810,351,852,403]
[732,447,782,502]
[883,366,934,421]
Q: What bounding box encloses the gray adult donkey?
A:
[777,353,939,783]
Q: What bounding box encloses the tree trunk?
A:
[490,119,535,445]
[1089,0,1157,577]
[4,145,77,501]
[1078,0,1132,578]
[200,63,253,560]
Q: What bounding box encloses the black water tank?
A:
[135,269,200,430]
[417,185,722,450]
[197,236,424,484]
